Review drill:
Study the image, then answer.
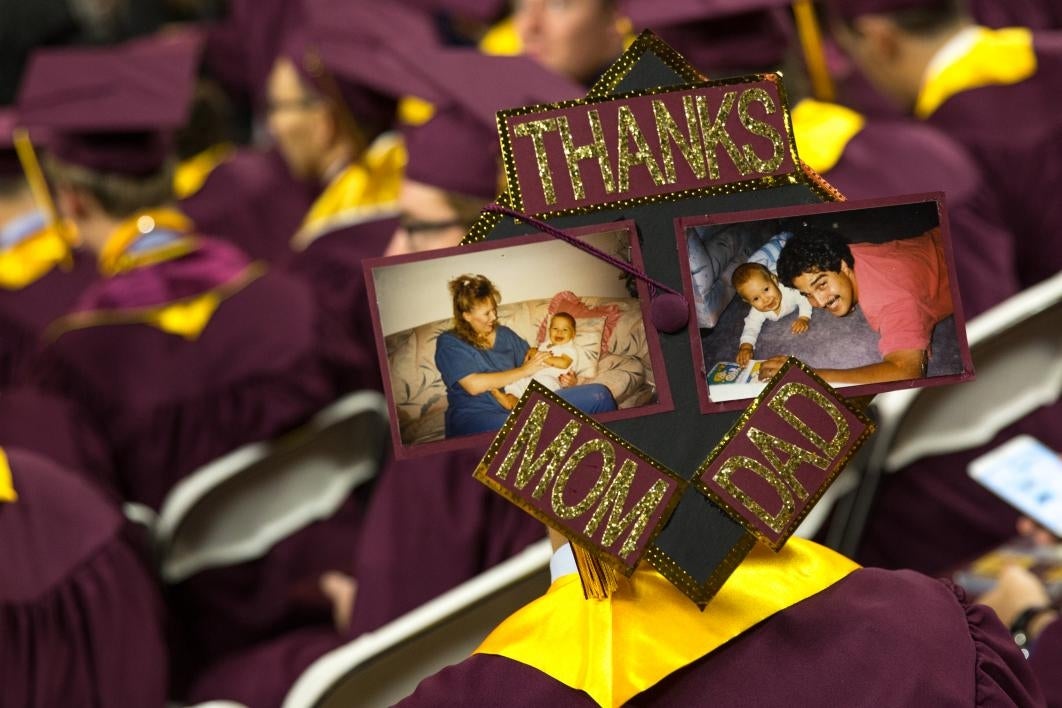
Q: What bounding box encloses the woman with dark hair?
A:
[435,273,616,437]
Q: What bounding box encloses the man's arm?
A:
[758,349,927,385]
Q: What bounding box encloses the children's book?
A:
[706,360,768,401]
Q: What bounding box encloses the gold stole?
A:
[476,538,858,708]
[292,134,406,249]
[0,447,15,503]
[915,27,1036,119]
[0,221,73,289]
[173,142,235,200]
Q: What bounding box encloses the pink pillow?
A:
[536,291,622,357]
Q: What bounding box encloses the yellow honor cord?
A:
[792,0,836,102]
[915,27,1036,119]
[0,448,16,503]
[476,538,859,708]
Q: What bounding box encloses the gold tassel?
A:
[792,0,836,103]
[572,543,619,600]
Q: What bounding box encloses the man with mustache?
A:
[759,226,952,385]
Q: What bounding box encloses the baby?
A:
[732,262,811,366]
[493,312,580,410]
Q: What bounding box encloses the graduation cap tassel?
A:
[572,543,619,600]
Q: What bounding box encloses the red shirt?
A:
[851,228,953,356]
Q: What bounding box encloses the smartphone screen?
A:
[968,435,1062,538]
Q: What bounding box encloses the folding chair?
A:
[281,539,553,708]
[826,272,1062,556]
[152,390,389,583]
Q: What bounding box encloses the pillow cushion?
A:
[536,291,621,357]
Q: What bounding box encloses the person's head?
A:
[513,0,624,84]
[450,273,502,345]
[266,56,354,182]
[827,0,968,110]
[732,262,784,314]
[44,156,175,252]
[776,228,858,317]
[387,180,487,256]
[548,312,576,345]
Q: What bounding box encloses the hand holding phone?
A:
[968,435,1062,539]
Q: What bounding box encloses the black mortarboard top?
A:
[16,33,202,176]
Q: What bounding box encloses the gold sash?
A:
[916,27,1036,119]
[476,538,858,707]
[0,447,16,503]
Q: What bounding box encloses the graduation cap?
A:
[15,33,202,176]
[620,0,797,75]
[281,0,451,139]
[824,0,957,22]
[401,48,583,199]
[456,31,877,606]
[396,0,510,24]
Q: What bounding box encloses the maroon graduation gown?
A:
[924,31,1062,288]
[0,447,168,707]
[0,247,97,388]
[179,147,316,266]
[284,216,397,394]
[31,238,335,509]
[815,115,1020,318]
[1031,619,1062,707]
[399,568,1044,707]
[175,448,545,708]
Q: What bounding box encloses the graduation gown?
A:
[1031,619,1062,707]
[32,214,335,509]
[283,134,406,394]
[400,547,1044,707]
[791,99,1020,318]
[178,146,316,266]
[917,27,1062,287]
[0,447,168,707]
[177,447,545,707]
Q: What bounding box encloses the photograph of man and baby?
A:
[684,197,971,407]
[368,225,666,455]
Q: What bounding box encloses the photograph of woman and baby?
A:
[367,224,668,457]
[680,196,973,411]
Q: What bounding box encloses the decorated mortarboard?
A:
[15,33,202,176]
[459,31,877,606]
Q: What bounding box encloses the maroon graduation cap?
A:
[401,48,583,199]
[16,33,202,176]
[620,0,797,75]
[824,0,956,21]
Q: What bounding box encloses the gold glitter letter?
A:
[512,118,561,205]
[746,426,829,501]
[768,383,850,458]
[694,91,750,179]
[652,96,706,183]
[494,401,581,498]
[738,88,785,174]
[584,459,669,559]
[551,438,616,519]
[557,112,615,200]
[714,455,794,534]
[615,105,666,193]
